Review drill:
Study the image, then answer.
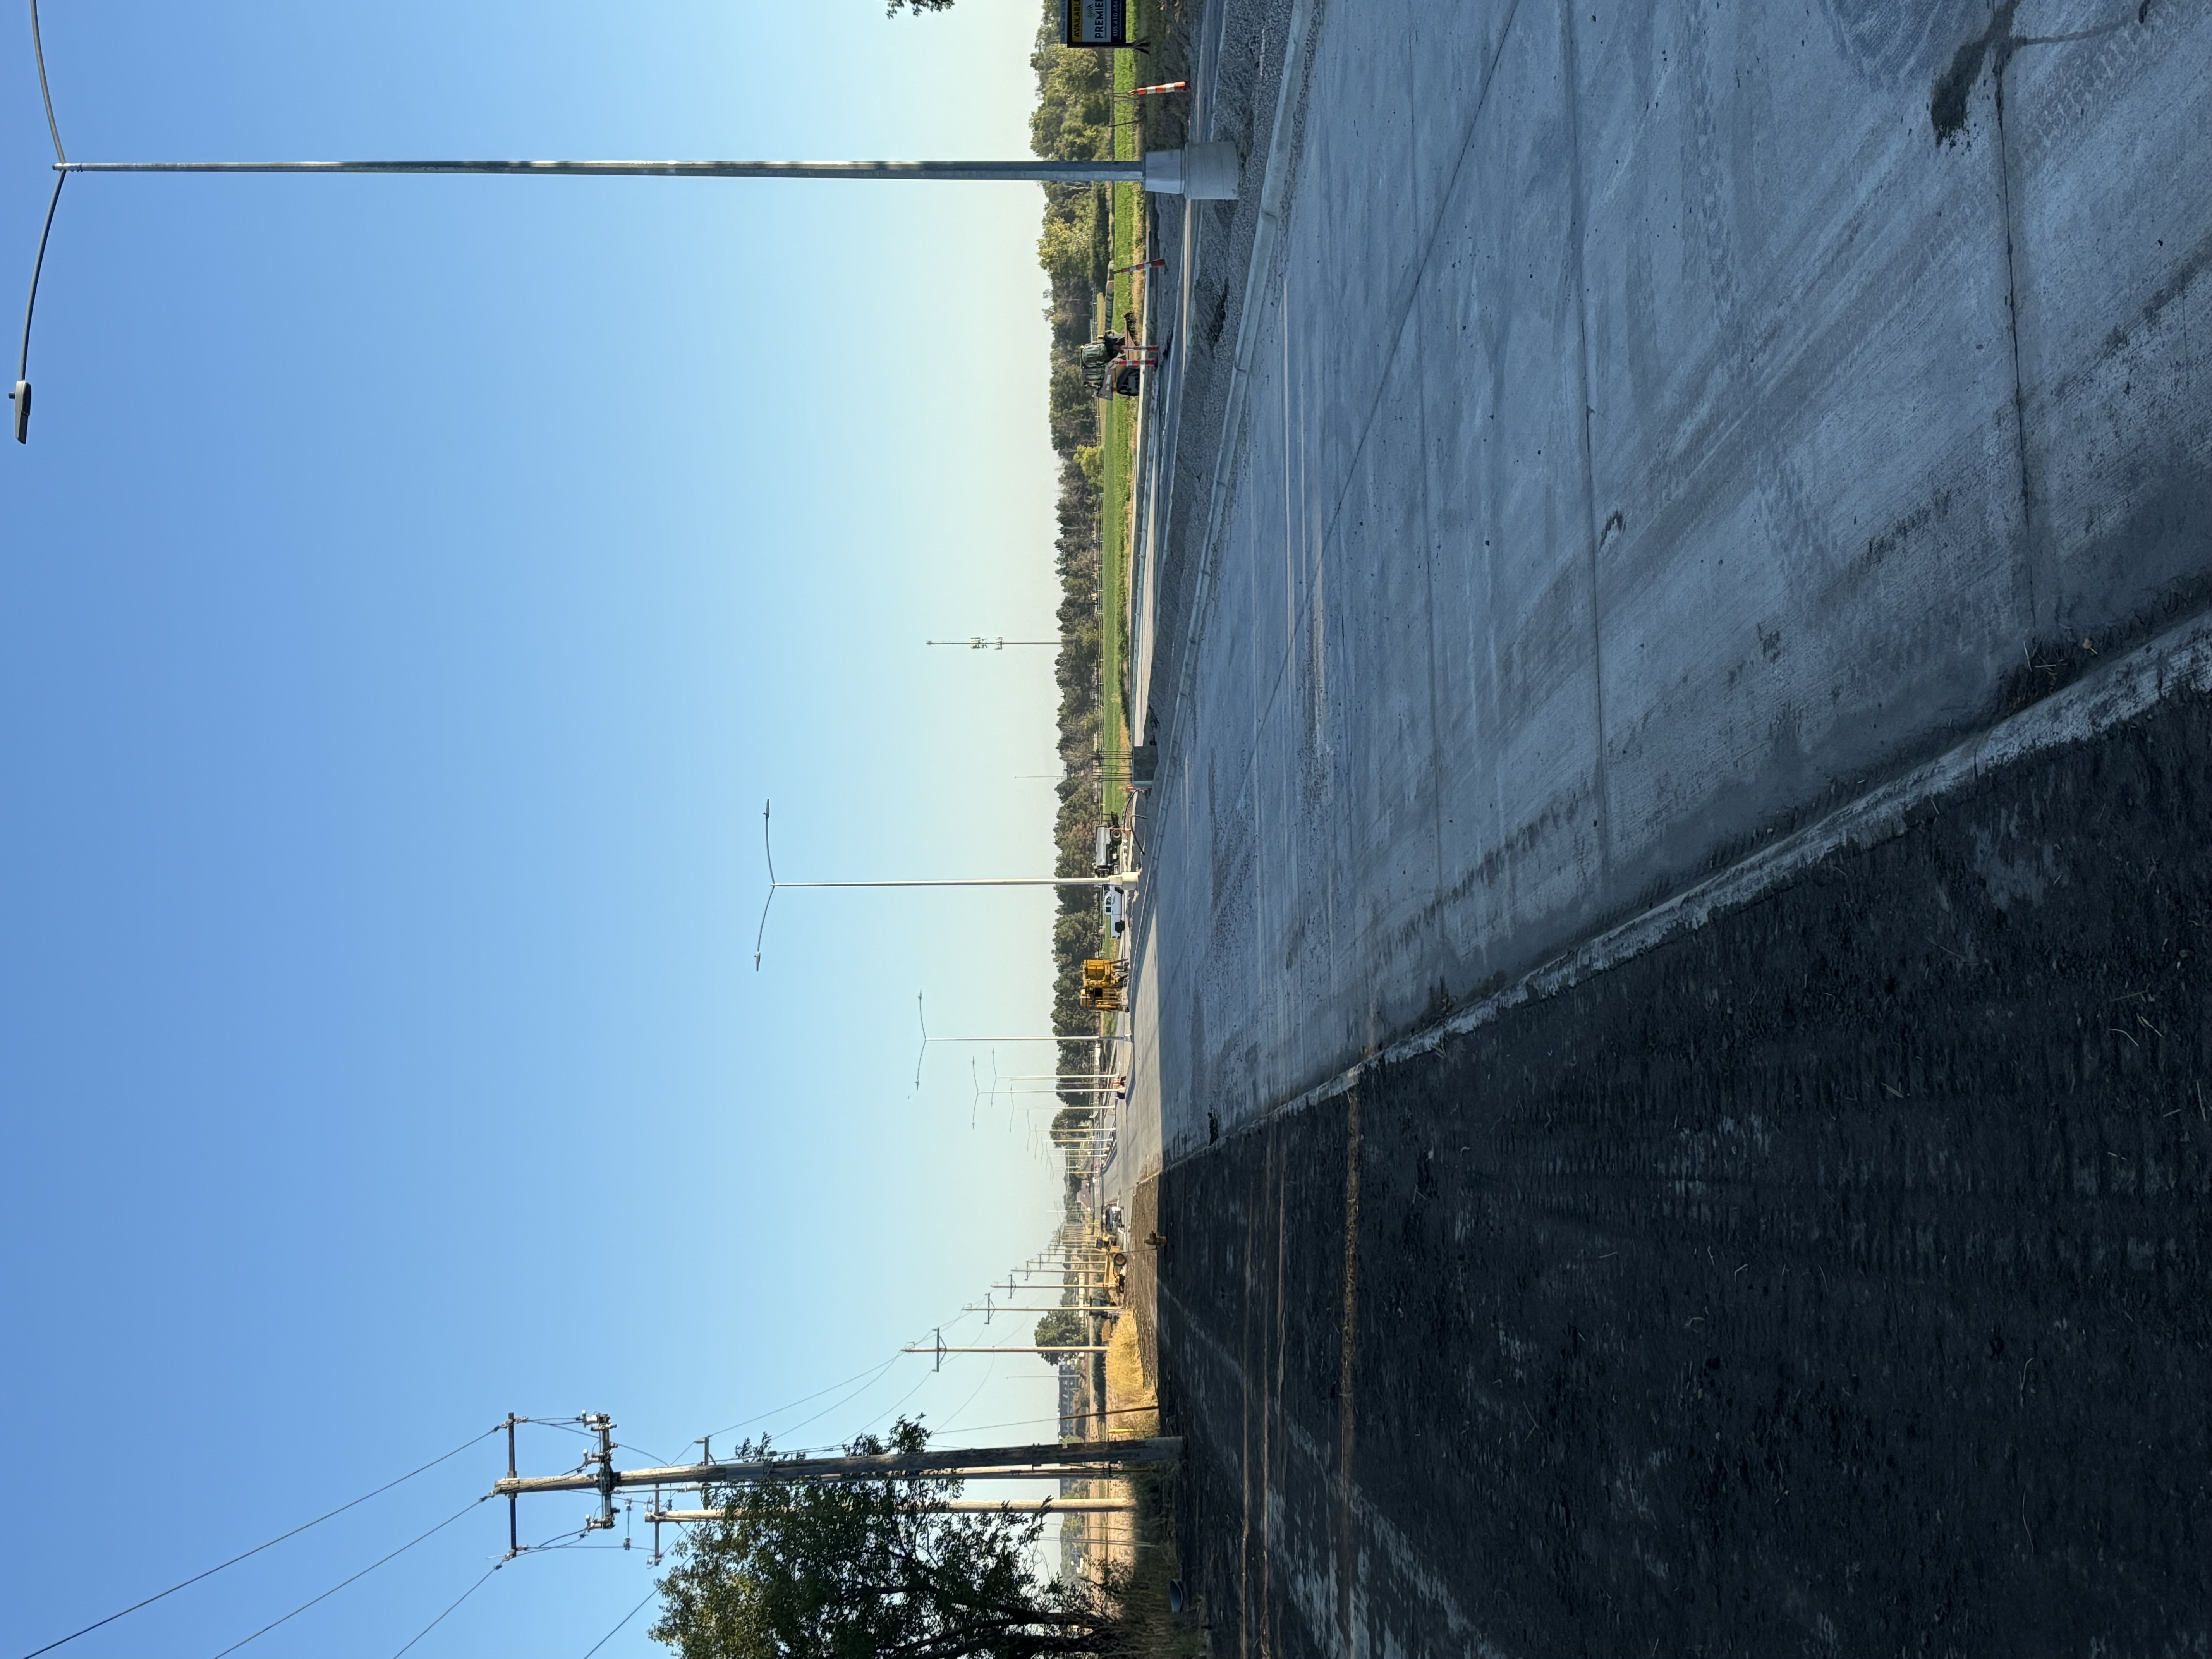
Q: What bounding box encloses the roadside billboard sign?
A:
[1061,0,1132,48]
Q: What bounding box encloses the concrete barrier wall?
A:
[1141,0,2212,1152]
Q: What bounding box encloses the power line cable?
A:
[719,1309,995,1434]
[387,1561,503,1659]
[938,1405,1156,1438]
[580,1587,659,1659]
[205,1496,487,1659]
[15,1425,500,1659]
[932,1357,999,1437]
[699,1356,898,1442]
[761,1358,910,1444]
[682,1259,1085,1455]
[856,1365,937,1438]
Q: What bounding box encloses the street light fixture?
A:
[8,7,1241,448]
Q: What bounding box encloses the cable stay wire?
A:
[205,1495,488,1659]
[15,1424,501,1659]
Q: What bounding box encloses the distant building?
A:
[1058,1361,1083,1439]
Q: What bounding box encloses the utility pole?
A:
[648,1497,1135,1520]
[905,1345,1110,1354]
[927,637,1060,650]
[908,1329,1108,1361]
[492,1430,1183,1505]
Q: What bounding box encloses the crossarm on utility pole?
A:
[490,1435,1181,1498]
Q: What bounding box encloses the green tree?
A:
[651,1419,1130,1659]
[1032,1309,1088,1357]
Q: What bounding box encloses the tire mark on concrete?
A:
[1564,0,1616,880]
[1987,5,2051,640]
[1416,313,1450,962]
[1197,0,1528,1013]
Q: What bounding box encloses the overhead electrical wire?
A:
[204,1495,487,1659]
[933,1356,999,1436]
[760,1357,910,1443]
[938,1405,1159,1438]
[855,1365,938,1439]
[694,1359,894,1443]
[668,1243,1101,1467]
[580,1588,660,1659]
[386,1561,504,1659]
[15,1424,501,1659]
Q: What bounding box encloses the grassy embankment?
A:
[1029,15,1203,1638]
[1030,5,1126,1093]
[1097,39,1140,824]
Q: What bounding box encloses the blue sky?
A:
[2,1,1078,1653]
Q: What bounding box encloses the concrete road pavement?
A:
[1134,0,2212,1156]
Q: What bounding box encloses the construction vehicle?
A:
[1080,957,1128,1012]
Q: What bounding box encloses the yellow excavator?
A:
[1080,957,1128,1012]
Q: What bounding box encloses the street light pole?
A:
[13,142,1238,443]
[753,799,1139,966]
[774,875,1137,890]
[52,148,1237,190]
